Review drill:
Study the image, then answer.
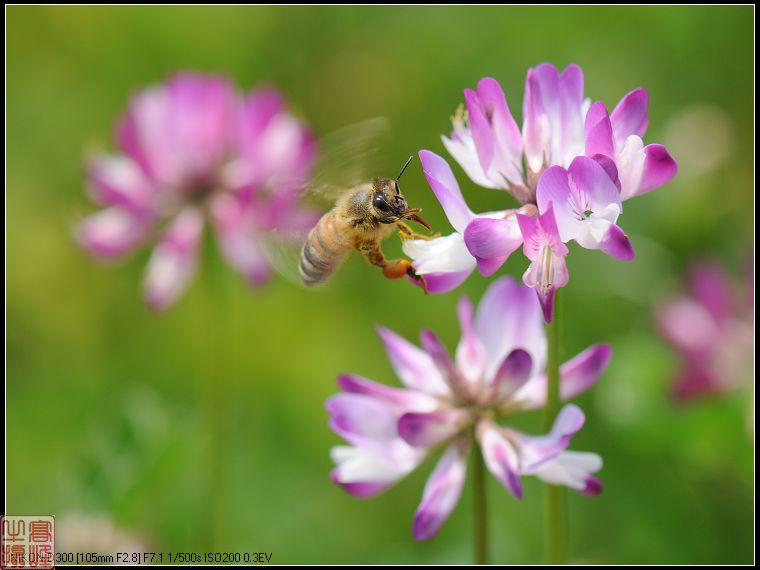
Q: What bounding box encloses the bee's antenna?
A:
[396,155,414,181]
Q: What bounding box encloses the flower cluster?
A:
[327,277,610,540]
[78,73,317,310]
[656,260,753,403]
[404,63,677,320]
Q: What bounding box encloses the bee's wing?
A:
[265,118,391,288]
[262,226,313,289]
[301,117,391,203]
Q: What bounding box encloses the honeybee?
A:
[298,156,433,292]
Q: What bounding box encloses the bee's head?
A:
[370,157,431,231]
[371,177,408,221]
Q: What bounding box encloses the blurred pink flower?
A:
[78,73,317,310]
[327,277,610,540]
[656,260,753,403]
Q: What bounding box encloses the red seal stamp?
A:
[1,516,55,570]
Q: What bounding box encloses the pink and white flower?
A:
[407,64,676,321]
[78,73,317,310]
[328,277,610,540]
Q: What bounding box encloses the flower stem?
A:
[472,436,488,565]
[544,289,567,564]
[199,233,230,551]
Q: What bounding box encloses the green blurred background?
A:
[7,5,754,564]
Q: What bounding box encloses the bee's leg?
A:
[396,222,439,242]
[358,241,429,294]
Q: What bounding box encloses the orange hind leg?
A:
[358,241,429,294]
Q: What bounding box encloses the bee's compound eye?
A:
[373,193,390,211]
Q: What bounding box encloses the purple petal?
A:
[330,442,425,498]
[584,101,615,159]
[330,470,391,499]
[337,374,437,411]
[690,262,731,324]
[537,202,570,254]
[477,421,523,499]
[520,203,569,263]
[143,207,203,311]
[522,63,586,171]
[466,78,524,186]
[516,210,542,261]
[455,296,486,382]
[420,329,467,397]
[535,166,578,243]
[234,88,285,142]
[406,269,474,294]
[512,343,612,410]
[519,205,570,323]
[230,87,315,190]
[413,439,469,540]
[656,298,720,354]
[77,206,153,259]
[637,144,678,195]
[326,393,399,444]
[670,361,724,402]
[589,154,621,191]
[536,286,557,324]
[566,156,622,213]
[211,195,273,286]
[418,150,474,233]
[398,410,469,447]
[513,404,586,473]
[531,450,603,493]
[522,63,561,172]
[489,348,533,405]
[119,73,236,187]
[560,343,613,399]
[600,223,635,261]
[558,64,586,163]
[477,77,523,149]
[441,131,497,190]
[376,326,450,396]
[474,277,546,383]
[86,156,154,211]
[465,88,495,178]
[463,215,523,276]
[581,476,603,496]
[610,88,649,147]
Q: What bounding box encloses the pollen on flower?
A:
[451,103,468,128]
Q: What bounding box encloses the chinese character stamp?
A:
[1,516,55,570]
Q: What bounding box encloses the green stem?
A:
[199,233,229,552]
[472,436,488,565]
[544,290,567,564]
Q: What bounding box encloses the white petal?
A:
[402,233,476,275]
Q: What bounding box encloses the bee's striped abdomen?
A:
[299,210,351,286]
